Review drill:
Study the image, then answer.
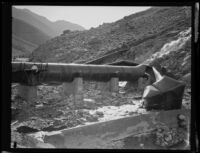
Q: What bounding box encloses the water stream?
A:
[144,27,191,64]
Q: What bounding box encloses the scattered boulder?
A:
[95,111,104,117]
[177,114,186,121]
[128,111,136,116]
[85,115,98,122]
[153,113,188,148]
[35,104,44,108]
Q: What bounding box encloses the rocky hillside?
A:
[12,7,85,37]
[145,27,191,82]
[12,34,38,57]
[30,7,191,64]
[12,7,86,58]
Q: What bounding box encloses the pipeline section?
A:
[12,62,148,85]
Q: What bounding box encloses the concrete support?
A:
[73,77,83,108]
[110,77,119,93]
[62,77,84,108]
[62,82,74,97]
[17,84,37,102]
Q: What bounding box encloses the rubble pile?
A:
[11,83,144,138]
[11,80,190,149]
[152,114,188,148]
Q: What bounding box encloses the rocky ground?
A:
[11,79,191,149]
[11,83,143,131]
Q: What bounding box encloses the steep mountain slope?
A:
[12,7,53,37]
[12,17,51,57]
[12,18,51,45]
[30,7,191,64]
[12,7,85,37]
[12,34,38,57]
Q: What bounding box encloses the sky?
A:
[14,6,151,29]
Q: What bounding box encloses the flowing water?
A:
[144,28,191,64]
[88,103,146,122]
[118,81,127,88]
[158,28,191,58]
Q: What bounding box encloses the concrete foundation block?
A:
[17,85,37,102]
[73,77,83,107]
[62,82,74,97]
[62,77,84,108]
[74,94,84,108]
[73,77,83,94]
[110,77,119,93]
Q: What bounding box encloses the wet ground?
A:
[11,82,191,149]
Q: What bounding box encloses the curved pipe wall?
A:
[12,62,149,84]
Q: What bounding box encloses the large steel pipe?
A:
[12,62,147,84]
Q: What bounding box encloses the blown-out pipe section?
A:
[12,62,148,84]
